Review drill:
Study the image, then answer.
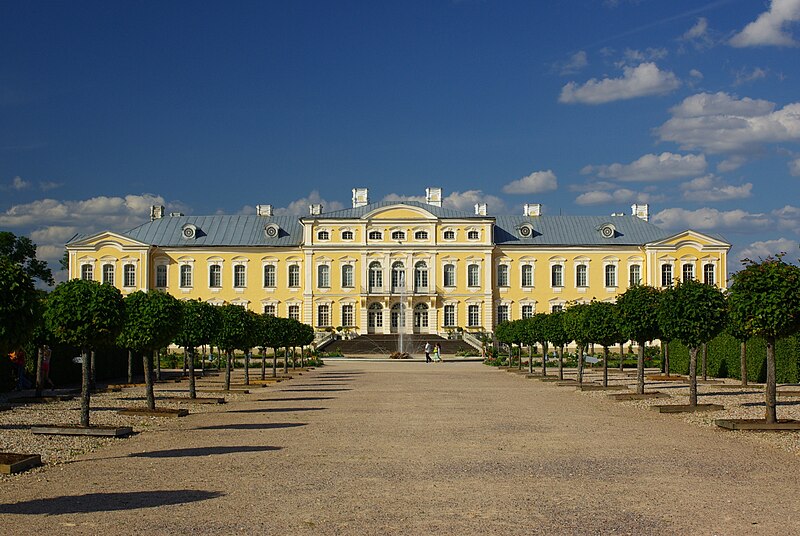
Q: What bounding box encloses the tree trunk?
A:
[35,346,44,398]
[619,342,625,370]
[284,346,290,373]
[663,342,670,377]
[144,351,156,410]
[225,350,232,390]
[156,348,162,381]
[261,347,266,380]
[89,350,96,391]
[740,341,748,386]
[216,347,221,369]
[272,347,278,378]
[528,344,533,374]
[602,346,609,387]
[188,346,197,399]
[636,342,645,395]
[701,343,708,381]
[542,342,548,377]
[301,346,305,368]
[577,345,584,384]
[244,350,250,386]
[689,346,698,406]
[81,349,91,427]
[766,337,777,424]
[557,346,564,380]
[183,348,187,375]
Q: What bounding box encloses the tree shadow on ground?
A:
[195,422,307,431]
[702,390,763,396]
[280,388,351,392]
[0,490,223,515]
[129,446,281,458]
[257,396,334,402]
[226,407,326,414]
[740,400,800,407]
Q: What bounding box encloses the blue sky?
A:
[2,0,800,279]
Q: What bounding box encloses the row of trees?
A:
[495,255,800,424]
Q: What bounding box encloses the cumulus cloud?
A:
[789,157,800,176]
[680,174,753,202]
[559,63,680,105]
[559,51,588,75]
[656,92,800,153]
[737,238,800,261]
[39,181,62,192]
[382,193,426,203]
[274,190,345,216]
[730,0,800,47]
[679,17,718,50]
[575,188,664,206]
[774,204,800,233]
[502,170,558,194]
[689,69,704,79]
[717,155,747,172]
[441,190,507,214]
[734,66,768,86]
[651,207,771,231]
[582,152,706,182]
[619,48,668,66]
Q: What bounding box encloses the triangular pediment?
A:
[647,230,730,249]
[67,231,149,249]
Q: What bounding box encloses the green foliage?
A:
[562,302,591,348]
[616,284,662,344]
[0,231,54,286]
[584,301,622,348]
[728,256,800,341]
[0,257,39,355]
[213,304,253,352]
[118,290,183,352]
[658,279,727,350]
[173,299,218,351]
[543,310,570,348]
[495,321,514,344]
[44,278,125,350]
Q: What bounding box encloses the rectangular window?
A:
[81,264,93,281]
[318,265,330,288]
[288,265,300,287]
[497,304,509,323]
[443,264,455,287]
[467,264,479,287]
[467,304,480,327]
[704,263,715,286]
[661,264,673,287]
[234,265,246,288]
[551,265,563,287]
[156,265,167,287]
[629,265,641,287]
[342,265,354,288]
[342,304,354,326]
[551,304,563,313]
[682,263,694,282]
[123,264,136,287]
[180,265,192,288]
[605,265,617,287]
[288,304,300,320]
[497,265,509,287]
[263,304,276,316]
[103,264,115,285]
[576,265,587,287]
[263,265,276,288]
[444,304,456,327]
[521,265,534,287]
[317,304,330,327]
[521,304,534,319]
[209,265,222,288]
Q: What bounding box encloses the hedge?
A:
[667,332,800,383]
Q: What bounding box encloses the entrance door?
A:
[367,303,383,334]
[390,303,405,333]
[413,303,429,334]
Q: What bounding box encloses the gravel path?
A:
[1,361,800,535]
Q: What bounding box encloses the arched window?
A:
[180,265,192,288]
[123,264,136,287]
[497,264,509,287]
[704,263,715,286]
[391,230,406,241]
[443,264,456,287]
[368,230,382,240]
[341,264,354,288]
[234,265,246,288]
[576,265,588,287]
[604,264,617,287]
[443,230,455,240]
[467,264,480,287]
[317,265,330,288]
[368,302,383,329]
[467,230,479,240]
[682,263,694,282]
[414,231,428,240]
[661,264,673,287]
[209,265,222,288]
[551,264,563,287]
[288,264,300,287]
[369,261,383,290]
[155,265,167,287]
[521,264,534,287]
[414,303,429,328]
[263,265,275,288]
[81,264,93,281]
[341,230,354,240]
[102,264,115,285]
[391,261,405,291]
[317,230,330,241]
[629,265,641,286]
[414,261,428,291]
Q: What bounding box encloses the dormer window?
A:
[181,223,197,240]
[317,230,330,241]
[369,230,382,240]
[598,223,616,239]
[518,224,534,238]
[391,230,406,241]
[264,224,280,238]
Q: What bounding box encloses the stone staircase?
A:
[323,334,476,356]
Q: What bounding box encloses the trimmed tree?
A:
[529,313,551,376]
[495,321,514,366]
[563,303,591,384]
[0,257,38,361]
[213,304,252,390]
[727,320,750,387]
[118,290,183,409]
[45,279,125,426]
[617,284,662,394]
[173,299,217,399]
[658,279,728,406]
[728,256,800,423]
[299,323,315,367]
[544,311,570,380]
[584,301,622,387]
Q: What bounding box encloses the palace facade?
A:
[66,187,730,339]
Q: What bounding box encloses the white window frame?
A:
[263,264,276,288]
[317,303,331,327]
[155,264,167,288]
[102,263,115,286]
[317,264,330,289]
[703,263,716,286]
[233,264,247,288]
[467,304,481,327]
[414,261,428,291]
[604,263,617,288]
[551,264,564,288]
[443,304,456,327]
[442,229,456,241]
[497,264,509,287]
[497,304,510,324]
[443,263,456,287]
[80,262,94,281]
[521,264,534,288]
[661,263,673,287]
[341,264,354,288]
[341,303,355,327]
[287,303,300,320]
[287,264,300,288]
[576,264,588,288]
[209,263,222,289]
[368,230,382,241]
[368,261,383,290]
[682,262,695,282]
[123,263,136,288]
[467,264,480,288]
[179,263,193,289]
[629,264,642,287]
[521,304,534,319]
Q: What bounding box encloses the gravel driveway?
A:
[1,361,799,535]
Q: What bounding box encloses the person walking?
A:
[41,345,55,390]
[424,341,432,363]
[433,343,441,363]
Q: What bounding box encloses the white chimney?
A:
[256,204,273,217]
[474,203,487,216]
[524,203,542,217]
[631,203,649,221]
[309,204,323,216]
[150,205,164,221]
[352,187,369,208]
[426,187,442,207]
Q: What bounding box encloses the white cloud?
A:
[652,207,771,231]
[738,238,800,261]
[717,155,747,172]
[274,190,345,216]
[774,204,800,233]
[442,190,507,214]
[502,170,558,194]
[382,193,426,203]
[689,69,704,79]
[575,188,664,206]
[679,17,717,50]
[730,0,800,47]
[733,66,768,86]
[2,176,31,190]
[683,17,708,40]
[656,92,800,153]
[559,51,588,75]
[789,157,800,176]
[680,174,753,202]
[559,63,680,105]
[582,152,707,182]
[619,48,668,66]
[39,181,62,191]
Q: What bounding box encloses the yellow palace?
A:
[66,187,729,341]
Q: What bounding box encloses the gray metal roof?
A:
[307,200,484,220]
[494,215,670,246]
[121,215,304,247]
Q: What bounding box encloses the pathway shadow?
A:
[257,396,334,402]
[196,423,307,431]
[0,490,223,515]
[280,388,351,392]
[129,446,281,458]
[702,390,762,396]
[740,400,800,407]
[227,407,326,414]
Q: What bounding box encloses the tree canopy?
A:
[616,284,662,345]
[0,257,39,355]
[584,301,622,349]
[0,231,54,286]
[44,278,125,350]
[119,291,184,353]
[658,279,727,350]
[173,299,217,351]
